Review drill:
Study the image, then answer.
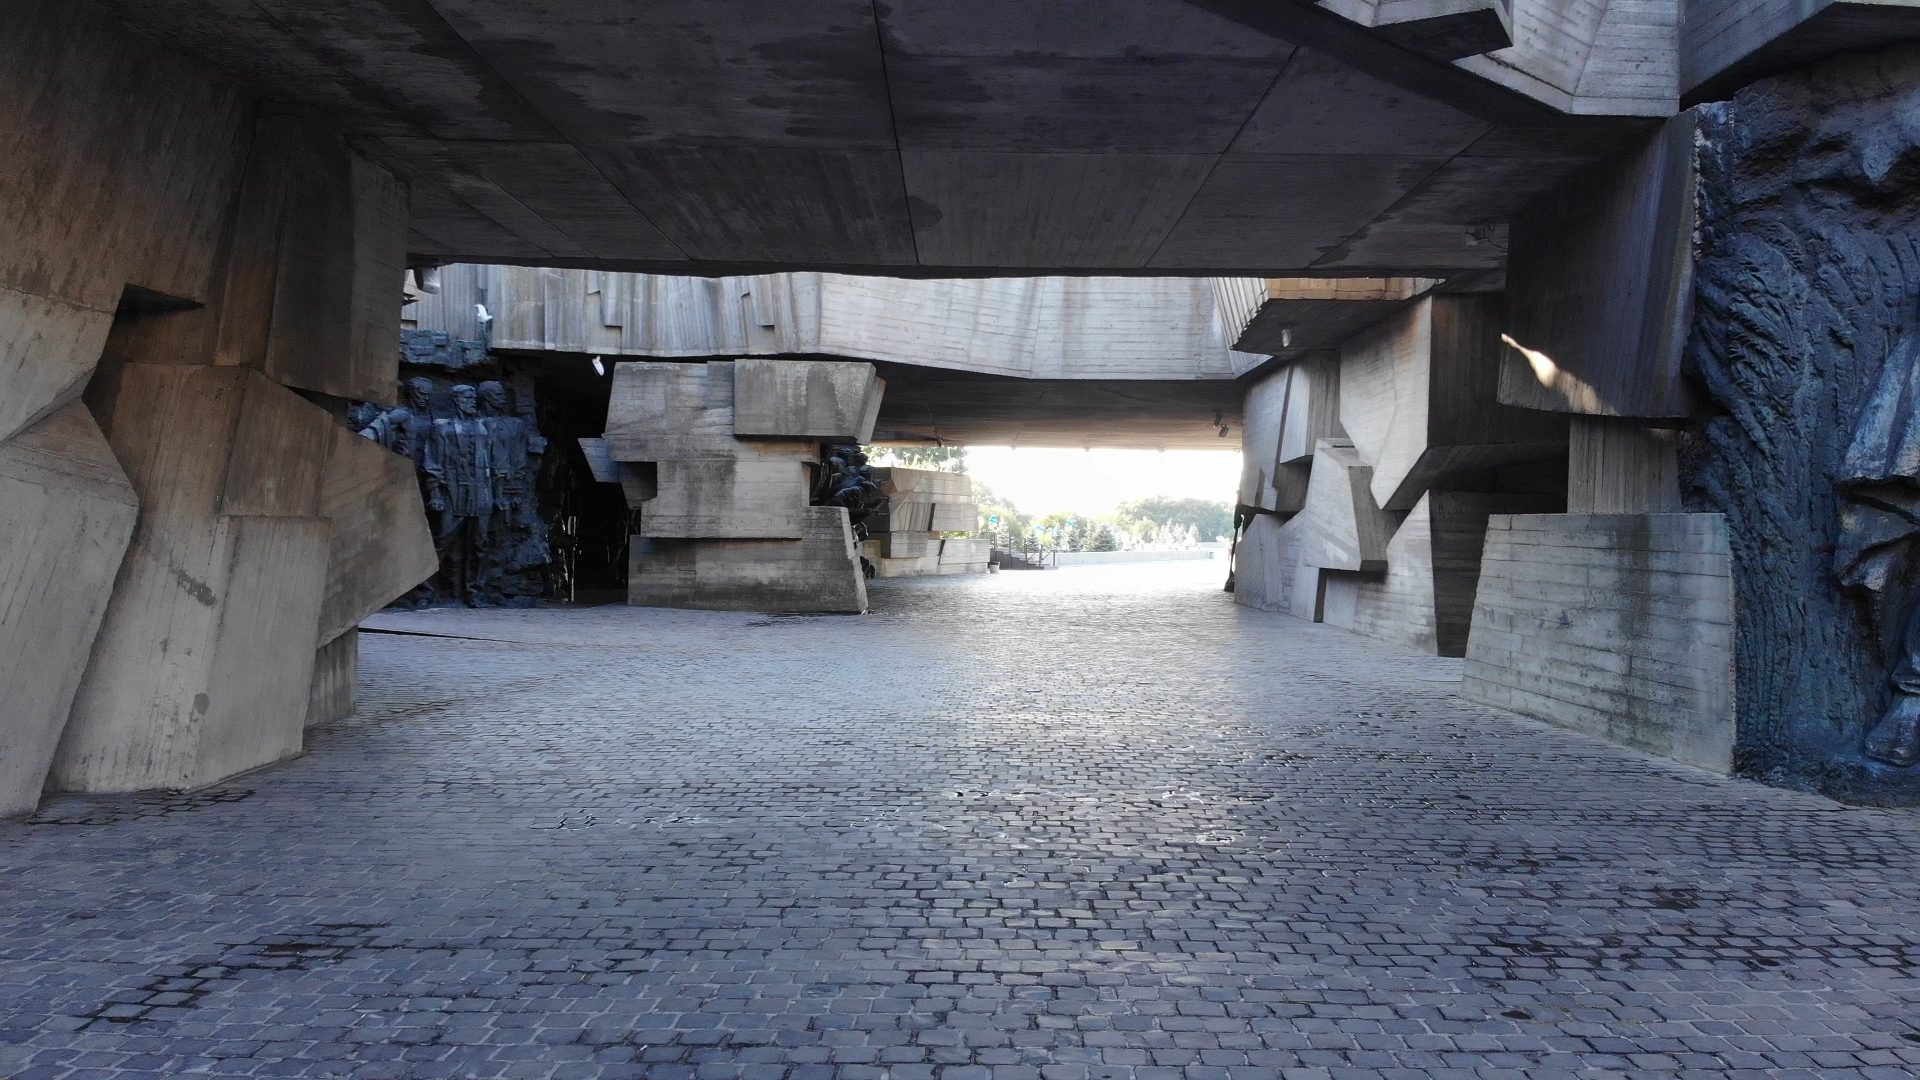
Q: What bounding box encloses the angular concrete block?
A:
[1568,416,1682,514]
[52,367,336,793]
[577,437,620,482]
[0,403,138,817]
[876,554,943,578]
[1317,490,1560,657]
[644,456,810,538]
[1238,367,1287,511]
[56,511,329,792]
[307,630,358,729]
[885,532,937,558]
[875,467,973,502]
[1371,0,1512,61]
[227,117,410,404]
[0,285,114,446]
[629,506,867,613]
[1462,513,1736,773]
[1341,296,1568,510]
[604,360,744,460]
[1501,115,1696,418]
[939,538,991,565]
[1294,440,1395,573]
[872,499,937,534]
[1276,355,1343,465]
[1231,513,1301,613]
[316,424,438,643]
[929,501,978,532]
[733,359,883,442]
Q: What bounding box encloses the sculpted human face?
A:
[407,377,434,410]
[451,385,479,417]
[478,381,509,415]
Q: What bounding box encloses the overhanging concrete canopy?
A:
[97,0,1678,278]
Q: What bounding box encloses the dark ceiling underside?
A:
[868,362,1246,451]
[103,0,1652,278]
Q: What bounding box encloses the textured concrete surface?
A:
[3,562,1918,1079]
[87,0,1678,277]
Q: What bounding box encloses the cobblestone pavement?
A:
[4,561,1920,1080]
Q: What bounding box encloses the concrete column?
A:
[1,0,431,807]
[1568,416,1681,513]
[0,403,138,816]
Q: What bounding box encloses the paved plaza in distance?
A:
[3,562,1918,1080]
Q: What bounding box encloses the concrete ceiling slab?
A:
[93,0,1668,276]
[102,0,427,140]
[243,0,562,141]
[901,153,1217,267]
[876,0,1295,59]
[1231,49,1491,156]
[405,177,551,262]
[887,55,1288,153]
[1321,122,1654,270]
[1150,155,1449,269]
[412,141,687,261]
[426,0,896,147]
[584,147,917,265]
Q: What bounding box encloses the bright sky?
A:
[960,447,1243,519]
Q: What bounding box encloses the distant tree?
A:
[1116,497,1233,543]
[865,445,968,473]
[974,484,1030,550]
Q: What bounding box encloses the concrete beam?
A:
[1682,0,1920,104]
[1342,295,1567,510]
[1500,113,1696,418]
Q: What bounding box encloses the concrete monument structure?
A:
[0,1,435,815]
[595,359,880,613]
[404,268,1259,451]
[11,0,1920,811]
[865,469,986,579]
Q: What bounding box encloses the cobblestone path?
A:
[4,562,1919,1080]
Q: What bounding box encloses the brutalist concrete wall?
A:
[1686,43,1920,803]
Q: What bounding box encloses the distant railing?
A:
[990,548,1220,569]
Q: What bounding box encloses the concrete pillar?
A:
[0,404,138,816]
[606,359,880,612]
[1,0,431,807]
[307,631,359,728]
[1568,416,1681,513]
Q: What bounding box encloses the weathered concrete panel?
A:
[0,287,116,447]
[1295,440,1395,573]
[315,424,438,644]
[0,403,138,818]
[644,457,811,539]
[1232,512,1305,613]
[1342,296,1567,510]
[1682,0,1920,103]
[241,118,410,404]
[306,629,358,729]
[53,368,336,793]
[1238,368,1287,512]
[1568,416,1682,513]
[629,506,867,613]
[1329,491,1563,656]
[732,359,883,442]
[1463,512,1736,773]
[1501,113,1697,418]
[0,0,253,315]
[1277,355,1344,465]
